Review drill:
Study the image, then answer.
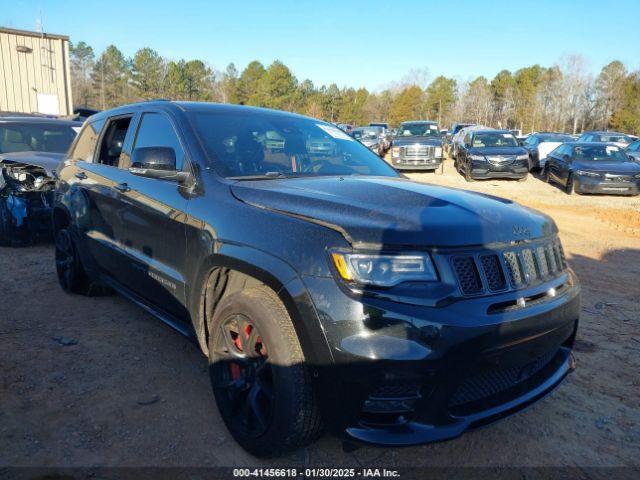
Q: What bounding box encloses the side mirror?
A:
[130,147,187,182]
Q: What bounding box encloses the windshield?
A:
[472,133,518,147]
[352,128,380,140]
[573,145,629,162]
[0,122,77,154]
[396,123,439,137]
[539,135,573,143]
[189,111,399,179]
[599,134,631,145]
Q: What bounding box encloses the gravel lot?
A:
[1,158,639,469]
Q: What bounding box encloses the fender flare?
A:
[188,242,334,367]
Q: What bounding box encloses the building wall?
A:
[0,28,73,116]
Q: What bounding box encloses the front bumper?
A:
[471,159,528,179]
[301,271,580,446]
[574,176,639,195]
[392,156,444,170]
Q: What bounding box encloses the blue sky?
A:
[2,0,639,91]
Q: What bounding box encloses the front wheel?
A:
[543,165,551,183]
[566,173,575,195]
[208,286,322,457]
[464,162,475,182]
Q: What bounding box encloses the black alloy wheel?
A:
[210,314,274,438]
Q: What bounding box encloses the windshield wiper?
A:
[228,171,309,181]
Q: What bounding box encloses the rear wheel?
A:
[208,285,322,457]
[55,227,110,296]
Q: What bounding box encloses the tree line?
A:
[70,42,640,134]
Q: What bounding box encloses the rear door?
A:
[71,114,137,280]
[116,111,190,320]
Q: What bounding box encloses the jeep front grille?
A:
[449,238,567,296]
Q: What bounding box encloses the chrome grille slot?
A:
[503,251,524,286]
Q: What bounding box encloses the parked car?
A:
[73,107,101,121]
[445,123,474,155]
[390,121,444,171]
[351,127,383,156]
[0,117,81,246]
[576,131,634,148]
[336,123,353,134]
[455,129,529,182]
[450,124,487,161]
[55,101,580,457]
[522,132,575,171]
[369,122,393,152]
[624,139,640,162]
[544,142,640,195]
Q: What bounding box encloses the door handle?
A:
[75,171,87,180]
[114,182,130,193]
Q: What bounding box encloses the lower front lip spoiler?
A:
[345,348,575,447]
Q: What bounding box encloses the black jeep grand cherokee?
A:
[54,102,579,457]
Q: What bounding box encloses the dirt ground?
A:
[1,158,639,469]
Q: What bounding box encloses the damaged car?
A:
[55,102,579,457]
[0,117,81,246]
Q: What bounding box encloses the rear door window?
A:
[69,119,105,161]
[96,116,134,167]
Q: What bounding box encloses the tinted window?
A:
[397,123,439,137]
[189,111,398,179]
[627,140,640,152]
[472,133,518,147]
[96,117,133,167]
[69,120,104,161]
[599,134,631,145]
[538,134,573,143]
[133,113,185,170]
[0,122,77,154]
[572,144,629,162]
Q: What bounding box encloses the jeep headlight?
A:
[576,170,600,178]
[330,251,438,287]
[392,147,400,158]
[516,154,529,160]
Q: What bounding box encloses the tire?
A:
[565,173,575,195]
[518,174,528,182]
[464,162,475,182]
[55,227,110,296]
[208,285,322,457]
[543,165,551,183]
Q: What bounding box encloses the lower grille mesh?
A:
[449,349,558,407]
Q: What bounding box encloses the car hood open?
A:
[0,151,65,177]
[230,176,556,247]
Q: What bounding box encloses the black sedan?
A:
[455,129,529,182]
[544,142,640,195]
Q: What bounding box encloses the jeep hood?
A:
[0,151,65,177]
[230,176,556,247]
